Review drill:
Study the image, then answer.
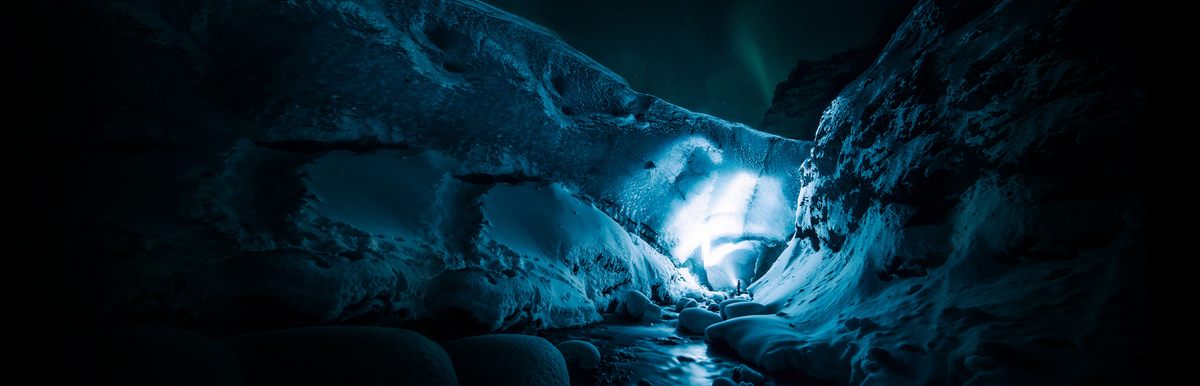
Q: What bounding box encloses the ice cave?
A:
[11,0,1191,385]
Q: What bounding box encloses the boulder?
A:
[224,326,456,386]
[678,308,724,335]
[442,334,569,386]
[556,340,601,370]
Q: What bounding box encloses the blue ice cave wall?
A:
[63,0,807,329]
[726,0,1147,384]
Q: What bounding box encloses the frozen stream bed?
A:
[540,315,798,386]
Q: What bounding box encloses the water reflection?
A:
[543,318,745,385]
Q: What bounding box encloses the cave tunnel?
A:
[10,0,1192,385]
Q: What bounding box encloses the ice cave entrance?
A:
[663,169,790,291]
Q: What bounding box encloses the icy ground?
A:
[541,315,769,386]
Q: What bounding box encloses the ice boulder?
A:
[616,290,661,323]
[642,304,664,323]
[556,340,601,370]
[718,299,750,319]
[675,298,700,312]
[723,302,769,320]
[223,326,457,386]
[442,334,569,386]
[678,308,723,335]
[704,316,845,378]
[733,365,765,385]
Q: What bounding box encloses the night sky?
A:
[483,0,905,126]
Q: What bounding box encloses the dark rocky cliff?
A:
[758,2,914,140]
[741,0,1148,383]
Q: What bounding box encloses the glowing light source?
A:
[663,169,790,288]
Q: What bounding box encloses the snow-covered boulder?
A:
[705,316,830,377]
[723,302,769,320]
[678,308,723,335]
[556,340,601,370]
[675,298,700,312]
[442,334,569,386]
[616,290,662,323]
[733,365,765,385]
[223,326,457,386]
[718,299,750,319]
[711,378,736,386]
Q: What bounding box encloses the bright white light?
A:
[664,170,787,268]
[616,136,794,289]
[705,240,756,268]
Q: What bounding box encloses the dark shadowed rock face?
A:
[759,46,881,140]
[750,0,1146,384]
[758,2,914,140]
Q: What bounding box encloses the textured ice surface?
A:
[736,0,1147,384]
[57,0,801,328]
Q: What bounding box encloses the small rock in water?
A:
[556,340,601,370]
[676,298,700,312]
[733,365,765,384]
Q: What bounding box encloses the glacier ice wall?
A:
[31,0,806,330]
[740,0,1147,384]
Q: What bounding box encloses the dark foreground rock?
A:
[37,326,245,386]
[223,326,457,386]
[442,334,569,386]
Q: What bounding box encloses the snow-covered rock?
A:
[718,299,750,319]
[617,290,653,318]
[732,365,765,385]
[712,378,755,386]
[442,334,569,386]
[675,298,700,312]
[615,290,663,323]
[722,302,769,320]
[223,326,457,386]
[678,308,723,335]
[556,340,601,370]
[711,378,736,386]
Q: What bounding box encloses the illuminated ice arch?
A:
[663,170,791,289]
[613,135,795,290]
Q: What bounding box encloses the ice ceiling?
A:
[625,136,795,290]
